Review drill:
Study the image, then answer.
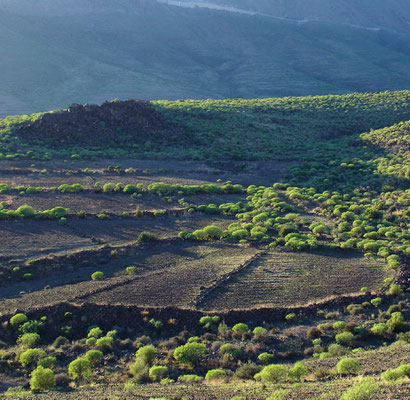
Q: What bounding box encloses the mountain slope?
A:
[0,0,409,116]
[183,0,410,33]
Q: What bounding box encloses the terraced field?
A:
[202,250,390,310]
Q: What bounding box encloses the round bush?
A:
[333,321,347,332]
[85,350,103,365]
[257,364,288,383]
[173,342,206,365]
[288,362,307,381]
[232,323,249,335]
[258,352,274,365]
[205,369,226,381]
[91,271,104,281]
[19,348,46,369]
[10,313,28,327]
[17,333,40,348]
[335,332,355,346]
[30,366,56,392]
[336,358,361,375]
[16,205,35,217]
[87,327,103,338]
[68,358,92,382]
[149,365,168,382]
[136,345,156,365]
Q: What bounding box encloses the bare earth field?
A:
[0,159,392,315]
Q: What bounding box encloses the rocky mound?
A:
[17,100,171,146]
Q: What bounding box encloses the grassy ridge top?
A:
[155,90,410,160]
[1,90,409,165]
[361,120,410,153]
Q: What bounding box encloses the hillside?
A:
[0,91,409,398]
[187,0,410,33]
[0,0,410,116]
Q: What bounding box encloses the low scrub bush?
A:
[177,374,203,383]
[340,377,379,400]
[91,271,104,280]
[30,366,56,392]
[381,364,410,382]
[173,342,205,365]
[19,348,46,369]
[149,365,168,382]
[336,358,361,375]
[205,369,226,381]
[85,350,103,365]
[335,332,355,346]
[10,313,28,327]
[68,358,92,382]
[255,364,288,383]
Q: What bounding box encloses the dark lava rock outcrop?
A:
[17,100,171,146]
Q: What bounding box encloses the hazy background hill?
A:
[0,0,409,116]
[177,0,410,33]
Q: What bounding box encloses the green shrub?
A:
[333,321,347,332]
[232,323,249,336]
[126,266,137,275]
[265,390,289,400]
[370,323,389,336]
[388,284,402,295]
[95,336,114,351]
[256,364,288,383]
[30,366,56,392]
[19,320,42,334]
[335,332,355,346]
[16,205,35,217]
[219,343,234,354]
[136,345,156,365]
[234,362,262,380]
[10,313,28,327]
[68,358,92,382]
[19,348,46,369]
[149,365,168,382]
[91,271,104,280]
[177,374,203,383]
[102,183,116,193]
[85,350,103,365]
[285,313,296,323]
[173,342,206,365]
[288,362,307,382]
[336,358,361,375]
[202,225,223,240]
[370,297,382,307]
[205,369,226,381]
[258,352,274,365]
[381,364,410,382]
[340,377,379,400]
[37,356,57,369]
[253,326,268,339]
[137,231,158,243]
[87,327,103,338]
[17,333,40,348]
[387,312,405,332]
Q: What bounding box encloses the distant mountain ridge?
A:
[0,0,409,117]
[176,0,410,33]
